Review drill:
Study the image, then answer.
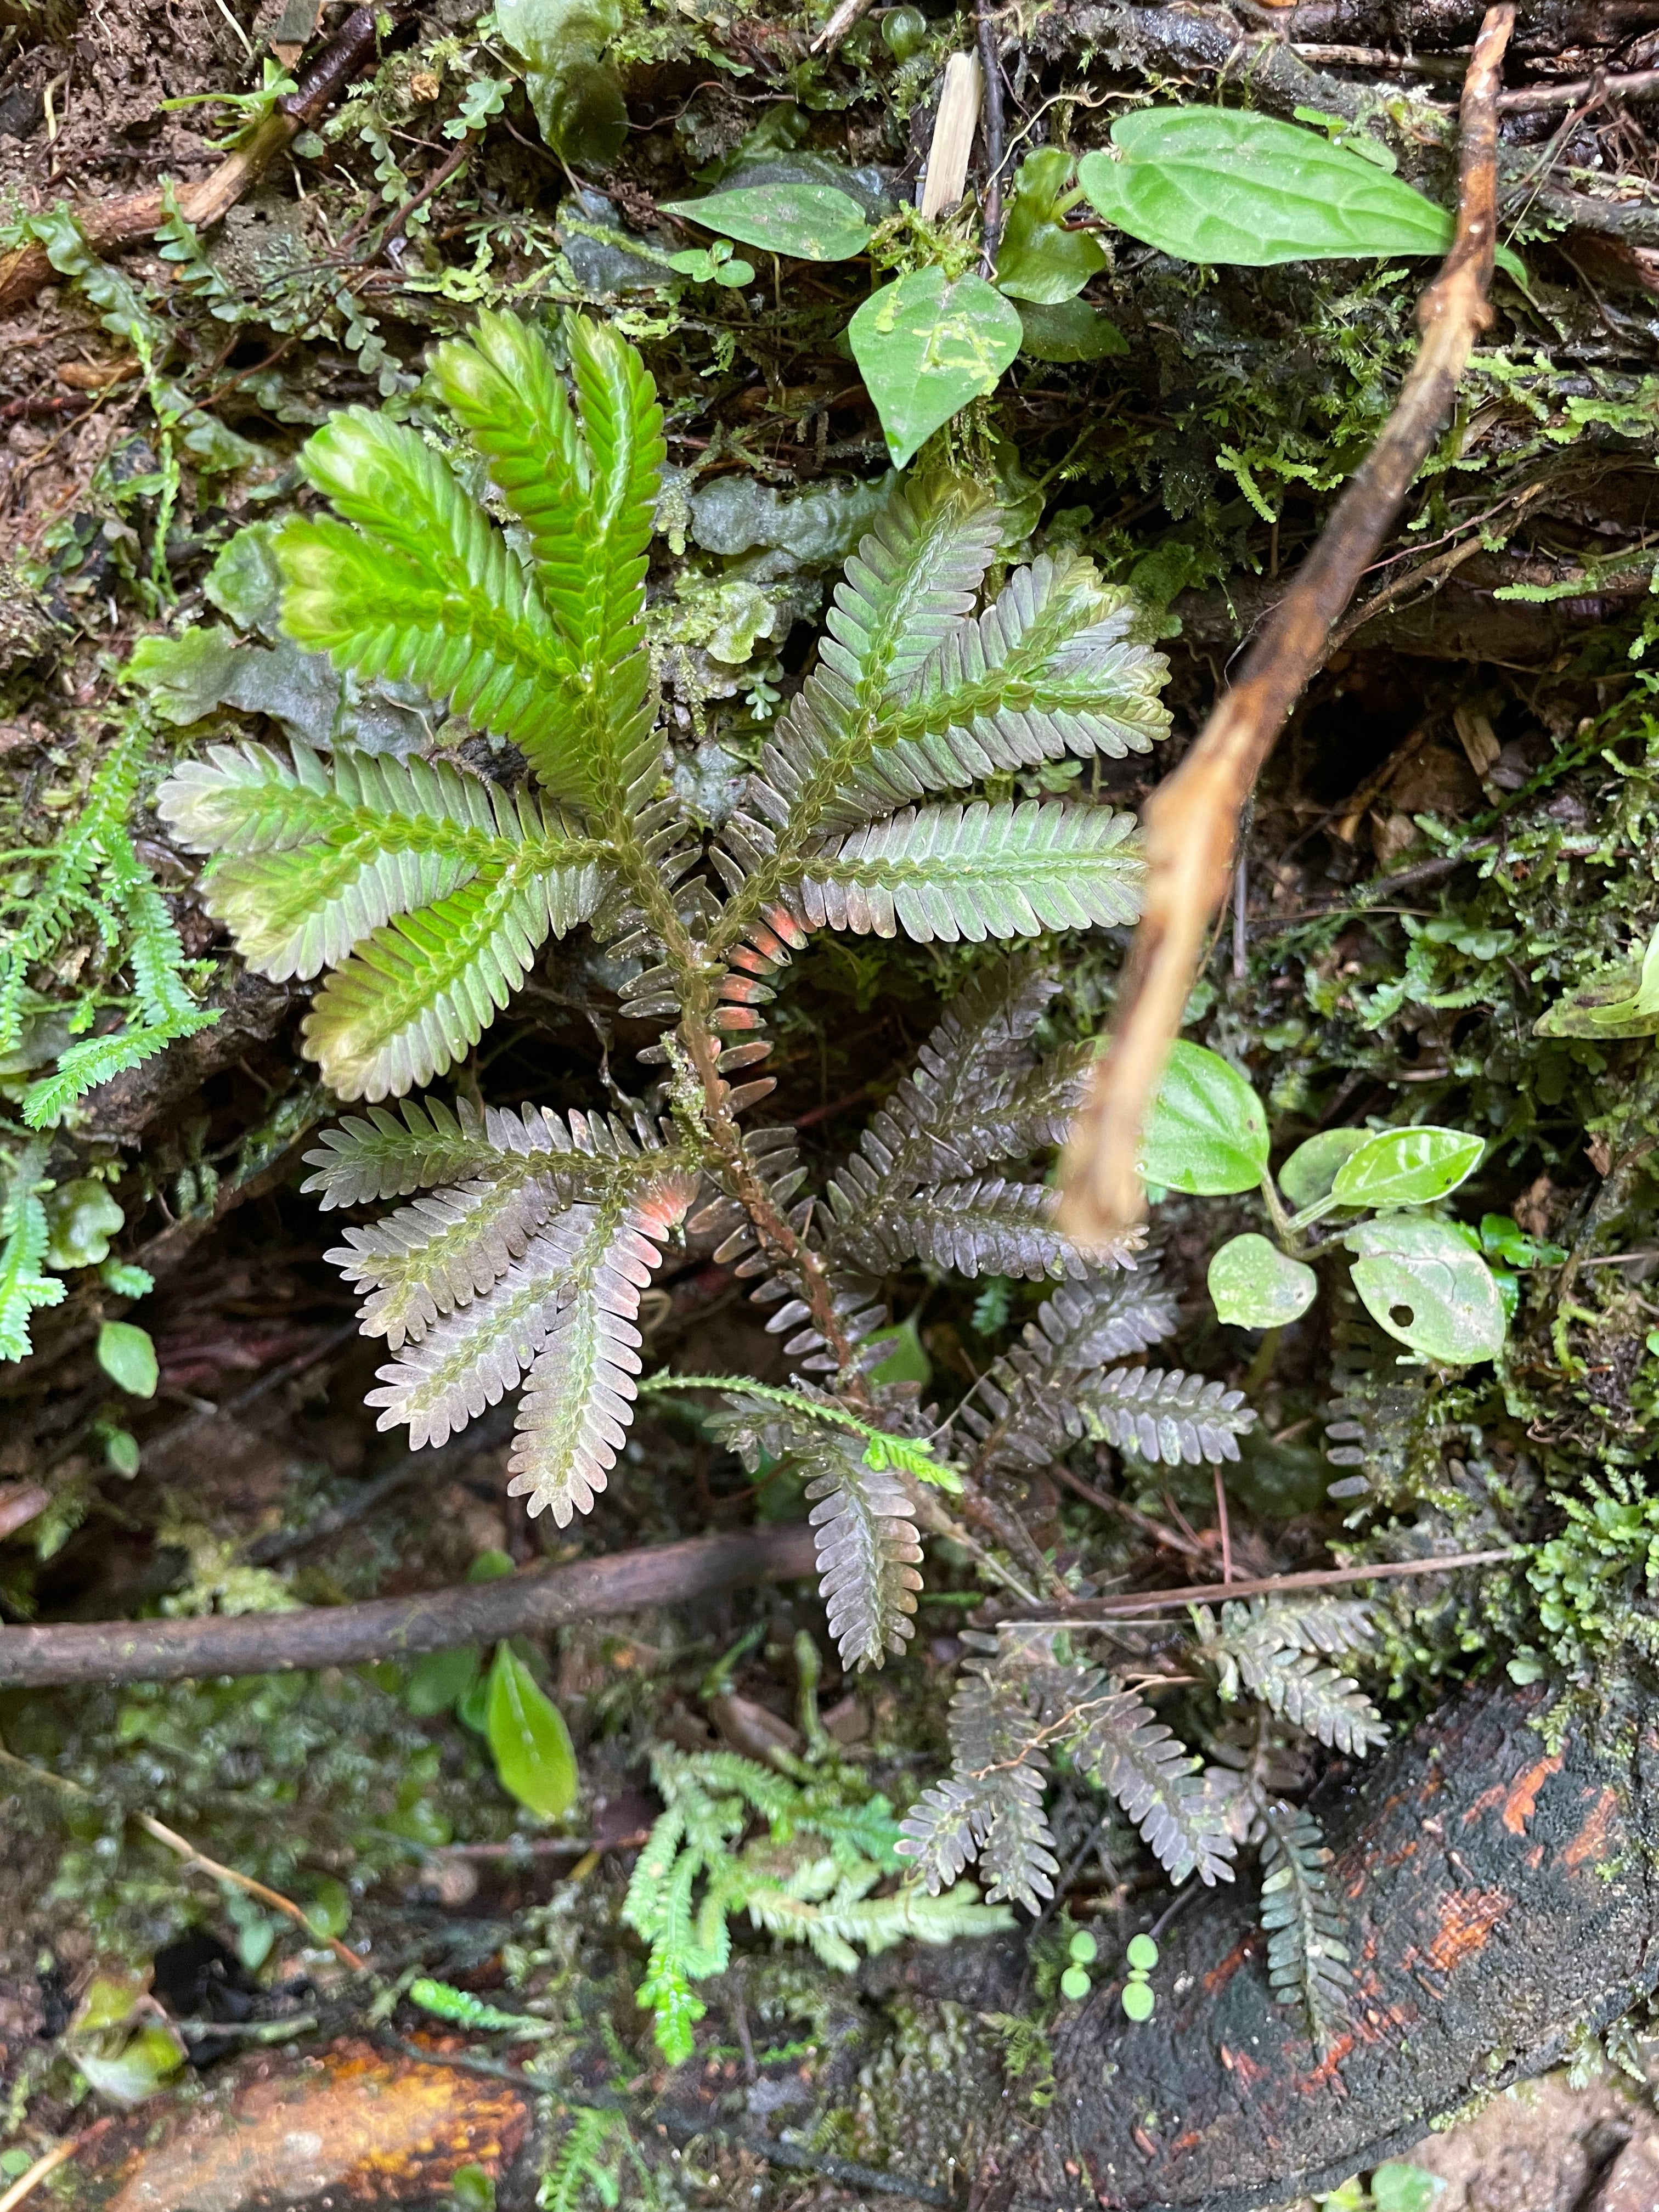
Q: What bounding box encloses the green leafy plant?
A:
[157,307,1172,1673]
[1142,1041,1506,1364]
[623,1733,1007,2061]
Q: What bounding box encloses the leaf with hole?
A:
[1329,1126,1483,1210]
[849,267,1024,469]
[1344,1215,1506,1365]
[1277,1128,1370,1212]
[661,183,872,262]
[995,149,1109,303]
[485,1643,578,1818]
[1208,1233,1316,1329]
[1140,1041,1268,1197]
[1076,109,1453,267]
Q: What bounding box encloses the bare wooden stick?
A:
[0,4,406,317]
[0,1521,817,1688]
[1057,4,1516,1245]
[1011,1545,1520,1624]
[1499,65,1659,112]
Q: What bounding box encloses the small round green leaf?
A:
[1125,1932,1159,1971]
[1207,1233,1316,1329]
[882,4,926,55]
[1120,1978,1155,2022]
[1344,1215,1507,1365]
[1369,2164,1447,2212]
[405,1644,482,1717]
[1276,1128,1371,1212]
[661,184,872,262]
[103,1427,141,1478]
[1140,1041,1269,1197]
[1060,1965,1092,2002]
[848,268,1023,470]
[97,1320,158,1399]
[485,1643,578,1818]
[1068,1929,1098,1965]
[1329,1126,1483,1211]
[43,1178,125,1271]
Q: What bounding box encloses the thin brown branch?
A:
[0,4,409,317]
[1057,3,1516,1244]
[0,1521,816,1689]
[1013,1546,1521,1624]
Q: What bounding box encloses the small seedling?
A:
[1122,1931,1159,2021]
[1060,1927,1097,2002]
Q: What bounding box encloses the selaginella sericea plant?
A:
[157,307,1176,1669]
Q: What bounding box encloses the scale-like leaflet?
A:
[1199,1600,1387,1757]
[1079,1364,1257,1465]
[898,1663,1061,1911]
[1259,1800,1353,2054]
[1067,1684,1238,1887]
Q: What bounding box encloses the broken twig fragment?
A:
[1057,4,1516,1245]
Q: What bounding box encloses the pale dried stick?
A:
[1057,4,1516,1244]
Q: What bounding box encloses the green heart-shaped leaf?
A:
[1344,1215,1506,1365]
[1208,1233,1316,1329]
[661,183,871,262]
[849,267,1023,469]
[1077,109,1453,267]
[1277,1128,1370,1212]
[486,1644,578,1818]
[1140,1040,1269,1197]
[1330,1126,1483,1210]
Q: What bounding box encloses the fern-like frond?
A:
[897,1663,1060,1910]
[159,740,606,984]
[844,1175,1091,1283]
[791,799,1142,944]
[1079,1364,1256,1465]
[428,309,594,633]
[1239,1650,1388,1756]
[279,415,592,797]
[870,548,1171,781]
[328,1171,562,1349]
[0,1143,63,1361]
[958,1268,1177,1479]
[301,1095,494,1207]
[300,865,594,1102]
[1067,1685,1237,1887]
[1259,1801,1352,2053]
[798,1431,923,1672]
[506,1167,698,1525]
[21,1011,218,1131]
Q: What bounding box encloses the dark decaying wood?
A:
[980,1683,1659,2212]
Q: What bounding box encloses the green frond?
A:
[1068,1685,1237,1887]
[301,1094,495,1209]
[897,1663,1060,1910]
[278,415,592,798]
[506,1167,698,1526]
[162,741,603,986]
[1198,1599,1388,1754]
[791,800,1143,943]
[301,861,600,1101]
[1240,1649,1389,1756]
[329,1170,563,1348]
[21,1011,218,1130]
[0,1143,63,1361]
[797,1431,923,1671]
[428,309,593,624]
[882,548,1171,774]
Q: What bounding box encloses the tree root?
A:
[981,1679,1659,2212]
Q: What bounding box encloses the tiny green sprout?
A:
[1060,1965,1091,2003]
[1068,1929,1098,1966]
[1120,1979,1155,2023]
[1126,1933,1159,1972]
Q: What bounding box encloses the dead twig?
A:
[975,0,1007,273]
[1014,1547,1522,1625]
[0,4,410,317]
[1057,4,1516,1244]
[1498,66,1659,112]
[0,1522,817,1688]
[0,1743,368,1970]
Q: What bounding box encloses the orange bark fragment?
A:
[1562,1785,1621,1870]
[1423,1887,1511,1974]
[1499,1755,1562,1834]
